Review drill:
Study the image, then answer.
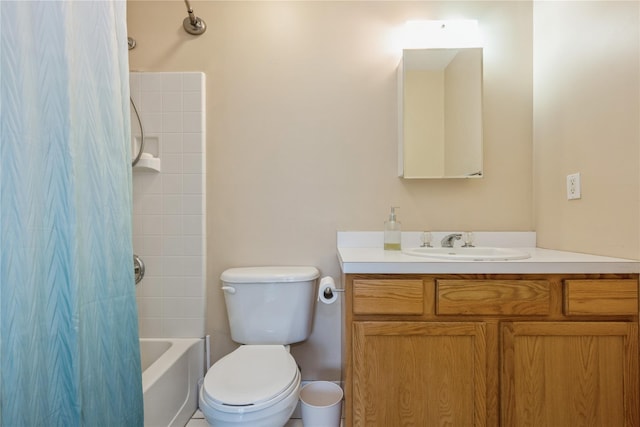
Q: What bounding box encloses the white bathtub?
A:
[140,338,205,427]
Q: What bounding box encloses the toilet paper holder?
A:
[317,276,343,304]
[322,286,344,300]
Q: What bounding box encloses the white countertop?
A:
[337,232,640,274]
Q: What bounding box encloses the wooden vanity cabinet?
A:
[501,321,638,426]
[343,274,639,427]
[353,321,487,426]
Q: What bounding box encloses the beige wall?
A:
[127,0,534,379]
[533,1,640,259]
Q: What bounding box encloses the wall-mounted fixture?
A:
[402,19,481,49]
[183,0,206,35]
[398,19,483,179]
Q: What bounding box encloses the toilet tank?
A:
[221,266,320,345]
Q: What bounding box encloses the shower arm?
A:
[183,0,206,35]
[185,1,197,25]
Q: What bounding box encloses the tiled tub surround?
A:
[130,72,206,338]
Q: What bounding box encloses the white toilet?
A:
[199,266,320,427]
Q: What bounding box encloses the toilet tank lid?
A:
[221,266,320,283]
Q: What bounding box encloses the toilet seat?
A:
[201,345,299,414]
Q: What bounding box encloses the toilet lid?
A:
[204,345,298,406]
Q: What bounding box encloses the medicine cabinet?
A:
[398,48,483,179]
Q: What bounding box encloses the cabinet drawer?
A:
[437,280,551,315]
[564,279,638,316]
[353,279,425,315]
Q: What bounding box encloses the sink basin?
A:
[402,247,531,261]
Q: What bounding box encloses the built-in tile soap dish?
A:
[132,136,161,172]
[133,152,161,172]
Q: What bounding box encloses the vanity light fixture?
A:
[403,19,481,49]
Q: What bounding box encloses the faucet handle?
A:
[420,231,433,247]
[462,232,475,248]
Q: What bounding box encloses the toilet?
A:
[199,266,320,427]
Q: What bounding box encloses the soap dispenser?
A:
[384,206,402,251]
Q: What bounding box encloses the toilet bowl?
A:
[198,266,319,427]
[199,345,301,427]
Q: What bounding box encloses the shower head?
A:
[183,0,206,36]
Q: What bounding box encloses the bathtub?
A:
[140,338,205,427]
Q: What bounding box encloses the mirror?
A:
[398,48,483,179]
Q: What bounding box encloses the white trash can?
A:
[299,381,343,427]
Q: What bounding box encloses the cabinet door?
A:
[352,321,487,427]
[502,322,639,427]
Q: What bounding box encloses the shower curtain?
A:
[0,1,143,426]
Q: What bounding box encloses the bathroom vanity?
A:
[338,236,640,427]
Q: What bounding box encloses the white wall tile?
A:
[162,277,186,297]
[182,173,204,195]
[140,215,163,235]
[142,235,163,256]
[132,216,145,237]
[184,235,202,256]
[133,172,163,194]
[163,92,183,112]
[163,277,204,298]
[141,113,163,134]
[138,319,164,338]
[162,236,184,256]
[141,91,163,113]
[141,256,164,279]
[183,256,203,277]
[163,215,183,235]
[161,133,182,153]
[163,256,185,277]
[182,215,203,236]
[183,133,202,153]
[183,195,202,215]
[140,73,162,91]
[130,90,142,107]
[129,74,140,92]
[162,113,183,133]
[183,92,202,112]
[163,195,183,215]
[182,73,203,91]
[132,71,205,339]
[183,174,203,194]
[135,194,162,215]
[183,112,202,132]
[163,174,183,194]
[163,318,205,338]
[138,297,164,317]
[183,154,203,174]
[162,154,183,174]
[162,73,183,91]
[137,277,163,298]
[163,298,203,318]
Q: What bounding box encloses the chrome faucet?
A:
[441,233,462,248]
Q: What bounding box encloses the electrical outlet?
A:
[567,173,581,200]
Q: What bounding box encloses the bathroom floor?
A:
[185,410,307,427]
[185,410,341,426]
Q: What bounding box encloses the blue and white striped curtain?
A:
[0,1,143,426]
